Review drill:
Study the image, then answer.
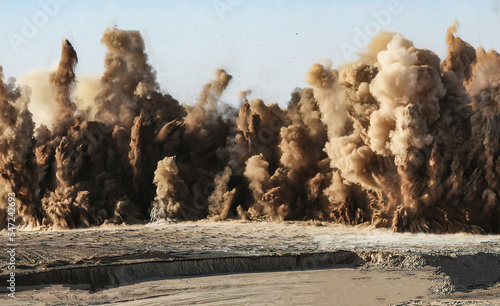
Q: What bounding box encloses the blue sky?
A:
[1,0,500,106]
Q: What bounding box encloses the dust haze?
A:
[1,23,499,233]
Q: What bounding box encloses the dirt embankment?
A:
[1,221,499,304]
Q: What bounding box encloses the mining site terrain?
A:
[1,221,500,305]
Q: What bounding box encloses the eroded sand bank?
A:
[1,221,500,305]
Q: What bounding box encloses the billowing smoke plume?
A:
[151,68,234,220]
[1,24,500,233]
[0,67,38,228]
[302,27,499,233]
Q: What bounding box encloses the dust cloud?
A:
[1,24,499,233]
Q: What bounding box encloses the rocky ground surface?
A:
[1,220,500,305]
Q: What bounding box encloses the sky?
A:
[1,0,500,106]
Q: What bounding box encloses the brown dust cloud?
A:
[1,24,500,233]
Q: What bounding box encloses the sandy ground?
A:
[1,221,500,305]
[4,268,444,305]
